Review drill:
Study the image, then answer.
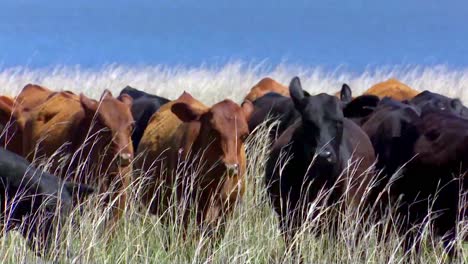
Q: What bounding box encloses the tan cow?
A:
[334,79,419,101]
[363,78,419,100]
[244,77,289,102]
[23,89,134,227]
[136,91,253,239]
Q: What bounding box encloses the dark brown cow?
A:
[244,77,289,102]
[136,91,253,240]
[23,90,134,227]
[361,99,465,259]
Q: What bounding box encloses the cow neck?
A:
[180,120,202,161]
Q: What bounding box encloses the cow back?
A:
[364,79,419,100]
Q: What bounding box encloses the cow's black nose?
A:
[317,150,333,162]
[225,163,239,176]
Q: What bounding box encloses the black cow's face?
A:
[289,77,344,165]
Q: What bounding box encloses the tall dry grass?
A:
[0,62,467,263]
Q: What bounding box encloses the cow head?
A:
[410,90,468,118]
[171,94,253,177]
[80,90,134,167]
[290,77,344,165]
[0,96,25,155]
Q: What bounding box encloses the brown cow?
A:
[0,84,73,155]
[244,77,289,102]
[16,84,55,111]
[136,91,253,240]
[0,95,25,155]
[23,89,134,227]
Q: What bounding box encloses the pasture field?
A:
[0,62,467,263]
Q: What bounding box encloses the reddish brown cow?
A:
[0,84,73,156]
[244,77,289,102]
[136,91,253,239]
[23,89,134,227]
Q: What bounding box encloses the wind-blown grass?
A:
[0,62,467,263]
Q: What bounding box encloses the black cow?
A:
[247,92,300,141]
[265,77,375,249]
[0,147,93,255]
[361,100,465,258]
[409,90,468,117]
[335,83,381,126]
[119,86,170,151]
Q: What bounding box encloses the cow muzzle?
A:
[315,148,335,164]
[118,152,133,167]
[225,163,239,176]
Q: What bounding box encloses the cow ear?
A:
[100,89,113,101]
[118,94,133,107]
[340,84,352,103]
[0,96,22,122]
[241,100,254,121]
[450,99,463,111]
[171,102,205,122]
[80,93,99,113]
[64,181,94,205]
[289,77,305,111]
[342,95,379,118]
[0,96,15,115]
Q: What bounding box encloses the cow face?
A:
[80,90,135,167]
[171,99,253,176]
[0,96,25,155]
[290,77,344,165]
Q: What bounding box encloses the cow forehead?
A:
[98,98,132,121]
[209,100,249,132]
[302,95,343,121]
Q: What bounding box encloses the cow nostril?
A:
[317,150,333,162]
[225,163,239,175]
[118,153,132,165]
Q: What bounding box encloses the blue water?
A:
[1,0,467,71]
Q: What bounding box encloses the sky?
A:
[0,0,466,71]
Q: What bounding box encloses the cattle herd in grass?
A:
[0,77,467,260]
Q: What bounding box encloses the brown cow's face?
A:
[80,91,134,167]
[172,99,253,176]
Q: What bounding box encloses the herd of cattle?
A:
[0,77,467,259]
